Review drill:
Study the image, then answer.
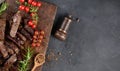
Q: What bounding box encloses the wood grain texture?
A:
[34,1,57,71]
[5,0,57,71]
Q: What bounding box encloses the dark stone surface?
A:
[42,0,120,71]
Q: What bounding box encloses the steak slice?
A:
[4,54,17,69]
[16,32,27,41]
[5,41,19,54]
[6,47,14,55]
[0,67,9,71]
[0,41,8,58]
[6,35,24,49]
[24,25,34,36]
[10,11,22,38]
[20,28,32,41]
[0,19,6,41]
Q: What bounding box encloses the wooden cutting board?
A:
[5,0,57,71]
[33,1,57,71]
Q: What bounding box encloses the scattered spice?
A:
[46,50,62,62]
[46,51,55,62]
[58,52,61,56]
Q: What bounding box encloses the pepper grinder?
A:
[55,15,80,41]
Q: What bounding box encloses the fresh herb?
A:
[0,2,8,15]
[31,12,39,22]
[30,6,39,13]
[16,0,20,4]
[19,47,33,71]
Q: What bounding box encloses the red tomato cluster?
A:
[19,0,25,3]
[28,20,36,29]
[28,0,32,4]
[19,0,42,13]
[19,5,25,10]
[28,0,42,7]
[18,0,42,29]
[32,30,45,47]
[19,5,30,12]
[35,2,42,7]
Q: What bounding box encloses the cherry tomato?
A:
[38,39,42,43]
[40,30,45,36]
[19,0,25,3]
[32,24,36,29]
[28,0,33,4]
[36,43,40,47]
[33,35,37,39]
[30,12,36,17]
[33,39,38,43]
[28,20,33,26]
[37,2,42,7]
[32,1,37,6]
[34,31,39,35]
[32,43,36,47]
[19,5,25,10]
[25,6,30,12]
[39,35,43,39]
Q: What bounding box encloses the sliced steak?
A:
[0,58,4,65]
[0,67,9,71]
[6,35,24,49]
[5,41,19,54]
[16,32,27,41]
[10,11,22,37]
[6,47,14,55]
[9,65,18,71]
[20,28,32,41]
[24,25,34,36]
[4,54,17,69]
[0,19,6,41]
[0,42,8,58]
[16,36,25,45]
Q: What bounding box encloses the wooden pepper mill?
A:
[55,15,79,41]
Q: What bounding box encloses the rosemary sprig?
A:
[19,47,33,71]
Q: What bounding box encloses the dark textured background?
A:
[42,0,120,71]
